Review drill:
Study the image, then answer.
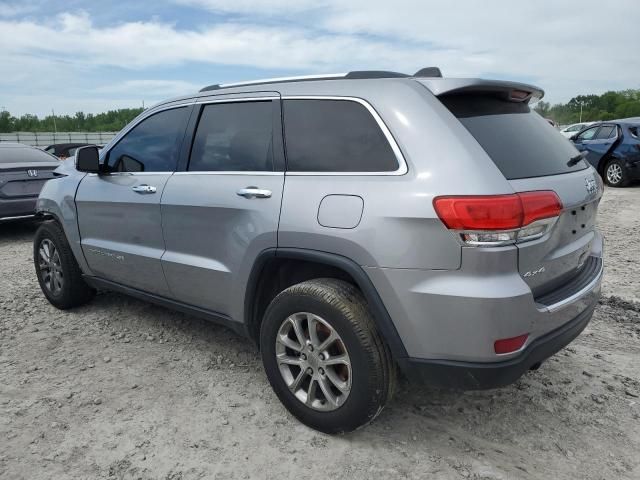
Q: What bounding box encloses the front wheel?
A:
[260,279,395,434]
[33,221,95,309]
[604,159,629,187]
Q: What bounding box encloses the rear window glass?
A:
[283,99,399,172]
[440,94,587,180]
[0,146,58,163]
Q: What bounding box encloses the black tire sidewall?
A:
[261,290,384,434]
[33,222,91,309]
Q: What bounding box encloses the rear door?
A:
[582,124,619,168]
[160,94,285,320]
[438,92,602,295]
[76,105,191,296]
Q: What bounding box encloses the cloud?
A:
[0,12,437,72]
[94,80,202,96]
[0,2,37,17]
[0,2,638,115]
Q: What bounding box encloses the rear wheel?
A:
[260,278,395,433]
[34,221,95,309]
[604,159,629,187]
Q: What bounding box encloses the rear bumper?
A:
[397,301,596,389]
[0,197,38,219]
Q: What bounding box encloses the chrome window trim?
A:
[86,171,174,177]
[174,171,284,176]
[281,95,408,176]
[195,96,279,105]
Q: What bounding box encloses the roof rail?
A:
[199,67,442,92]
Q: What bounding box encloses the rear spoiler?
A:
[416,78,544,104]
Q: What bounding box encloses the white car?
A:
[560,122,595,138]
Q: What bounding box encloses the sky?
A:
[1,0,639,116]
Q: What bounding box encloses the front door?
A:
[160,95,285,321]
[76,105,191,296]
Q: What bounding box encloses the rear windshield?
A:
[0,146,58,164]
[440,94,587,180]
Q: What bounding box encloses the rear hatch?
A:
[426,81,602,297]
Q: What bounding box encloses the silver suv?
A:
[33,69,604,433]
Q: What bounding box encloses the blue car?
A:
[571,119,640,187]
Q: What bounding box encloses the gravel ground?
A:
[1,186,639,480]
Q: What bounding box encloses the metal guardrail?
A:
[0,132,118,148]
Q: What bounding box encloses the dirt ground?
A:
[1,186,639,480]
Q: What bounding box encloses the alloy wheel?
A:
[275,312,352,411]
[606,163,623,185]
[38,239,64,294]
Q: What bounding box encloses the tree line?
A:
[0,108,144,133]
[534,89,640,125]
[1,88,639,132]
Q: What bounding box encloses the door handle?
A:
[237,187,272,199]
[132,184,157,194]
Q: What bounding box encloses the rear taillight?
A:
[433,191,562,247]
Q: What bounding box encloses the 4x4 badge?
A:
[585,177,598,195]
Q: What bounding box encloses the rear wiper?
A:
[567,151,588,167]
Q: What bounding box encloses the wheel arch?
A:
[244,248,408,360]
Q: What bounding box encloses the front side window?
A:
[188,101,274,172]
[283,99,399,172]
[576,126,599,141]
[107,107,189,173]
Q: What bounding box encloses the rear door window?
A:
[188,101,274,172]
[440,94,588,179]
[594,125,616,139]
[283,99,399,172]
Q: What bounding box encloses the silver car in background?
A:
[33,68,604,433]
[0,143,59,220]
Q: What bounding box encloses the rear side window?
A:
[107,107,189,172]
[594,125,616,139]
[283,99,399,172]
[440,94,587,180]
[189,101,274,172]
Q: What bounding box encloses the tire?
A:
[603,159,629,187]
[260,278,396,434]
[33,221,95,309]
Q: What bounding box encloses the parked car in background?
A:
[545,118,559,128]
[0,143,60,220]
[560,122,595,138]
[570,121,640,187]
[44,143,92,160]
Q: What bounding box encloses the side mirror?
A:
[570,134,579,142]
[75,145,101,173]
